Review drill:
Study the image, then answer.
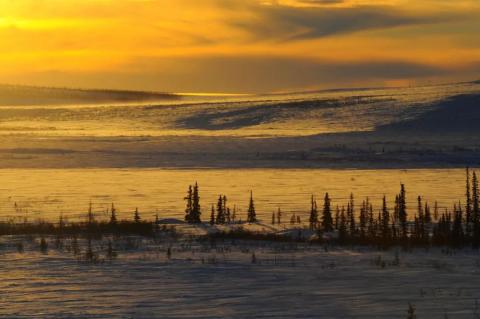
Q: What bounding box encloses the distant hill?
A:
[0,84,179,106]
[376,93,480,134]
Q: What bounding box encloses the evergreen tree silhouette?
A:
[155,213,160,231]
[452,203,464,247]
[134,207,141,223]
[394,195,400,225]
[216,195,225,224]
[433,201,439,221]
[232,205,237,223]
[321,193,333,232]
[309,195,318,230]
[277,208,282,225]
[367,202,375,239]
[210,205,215,226]
[87,201,95,227]
[381,196,390,243]
[223,195,229,223]
[191,182,202,223]
[359,199,368,240]
[338,206,347,243]
[110,203,117,225]
[347,193,356,236]
[417,196,425,241]
[398,184,408,239]
[472,172,479,246]
[334,205,340,229]
[184,185,193,223]
[247,191,257,223]
[424,202,432,224]
[466,167,472,227]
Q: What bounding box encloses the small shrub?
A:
[16,242,24,253]
[40,238,48,254]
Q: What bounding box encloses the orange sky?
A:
[0,0,479,93]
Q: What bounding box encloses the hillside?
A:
[0,84,178,106]
[0,82,479,168]
[377,93,480,134]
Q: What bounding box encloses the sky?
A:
[0,0,479,93]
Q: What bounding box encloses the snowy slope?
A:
[0,84,177,106]
[0,82,479,168]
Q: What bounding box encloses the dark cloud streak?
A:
[11,55,453,93]
[225,2,462,41]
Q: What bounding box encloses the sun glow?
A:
[0,0,479,93]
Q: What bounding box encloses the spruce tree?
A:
[381,196,390,242]
[155,214,160,231]
[290,214,296,225]
[452,204,464,247]
[276,208,282,225]
[413,216,420,243]
[394,195,400,225]
[338,206,347,243]
[367,203,375,239]
[247,191,257,223]
[110,203,117,225]
[359,199,368,239]
[466,167,472,226]
[391,223,397,242]
[424,202,431,224]
[184,185,193,223]
[309,195,318,230]
[334,205,340,229]
[398,184,408,239]
[216,195,224,224]
[472,172,479,245]
[232,205,237,223]
[376,211,382,240]
[223,195,230,223]
[134,207,141,223]
[59,213,65,232]
[417,196,425,240]
[87,201,95,226]
[191,182,201,223]
[321,192,333,232]
[210,205,215,226]
[433,201,439,221]
[348,193,356,236]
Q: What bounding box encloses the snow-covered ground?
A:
[2,223,480,318]
[0,82,479,169]
[1,82,479,318]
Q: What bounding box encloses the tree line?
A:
[184,168,480,248]
[2,168,480,249]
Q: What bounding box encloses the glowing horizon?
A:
[1,0,479,93]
